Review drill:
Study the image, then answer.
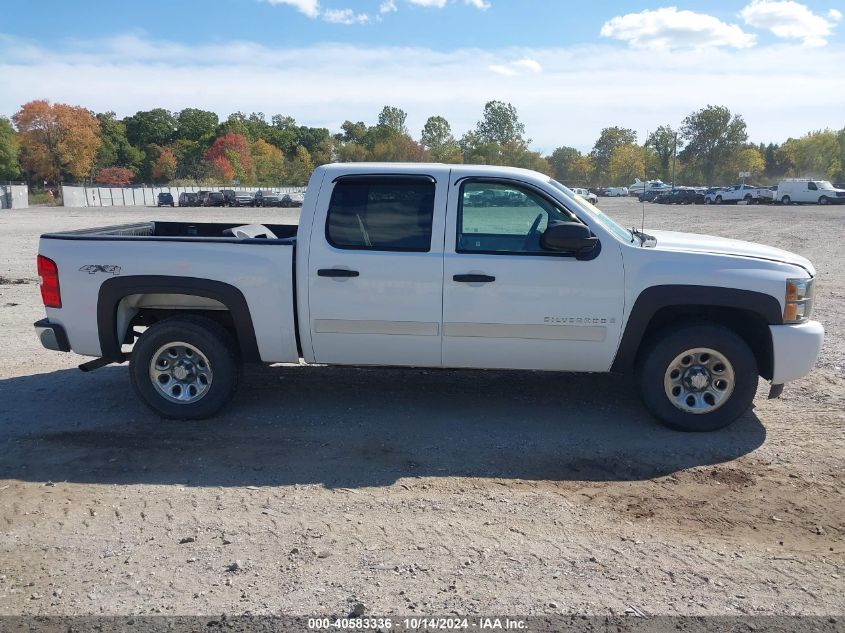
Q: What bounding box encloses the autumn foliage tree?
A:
[94,167,134,186]
[251,139,286,184]
[13,100,101,183]
[203,132,254,183]
[151,147,178,182]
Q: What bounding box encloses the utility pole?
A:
[671,133,678,189]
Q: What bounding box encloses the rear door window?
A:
[326,177,435,252]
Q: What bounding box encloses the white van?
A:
[776,179,845,205]
[604,187,629,197]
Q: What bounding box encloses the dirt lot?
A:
[0,199,842,618]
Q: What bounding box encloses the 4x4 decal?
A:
[79,265,121,275]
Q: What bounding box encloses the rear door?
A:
[306,170,449,367]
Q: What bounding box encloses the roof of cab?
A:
[318,162,552,186]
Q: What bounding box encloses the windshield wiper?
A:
[631,227,657,247]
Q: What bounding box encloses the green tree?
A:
[95,112,142,173]
[123,108,176,147]
[547,146,581,183]
[288,146,315,185]
[0,116,22,180]
[474,100,526,146]
[778,130,842,180]
[569,155,594,185]
[377,106,409,136]
[591,126,637,183]
[729,146,766,181]
[421,116,461,162]
[608,144,645,186]
[175,108,219,142]
[646,125,679,180]
[252,139,286,184]
[680,105,747,185]
[151,148,178,182]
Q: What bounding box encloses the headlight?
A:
[784,278,814,323]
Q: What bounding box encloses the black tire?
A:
[781,195,791,205]
[637,322,758,432]
[130,316,241,420]
[715,195,722,204]
[819,196,829,205]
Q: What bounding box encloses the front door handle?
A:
[318,268,359,278]
[453,274,495,283]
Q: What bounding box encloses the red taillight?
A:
[37,255,61,308]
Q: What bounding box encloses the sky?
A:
[1,0,843,153]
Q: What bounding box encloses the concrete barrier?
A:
[0,185,29,209]
[61,184,306,207]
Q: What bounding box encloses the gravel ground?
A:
[0,199,842,617]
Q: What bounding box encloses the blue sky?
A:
[1,1,843,151]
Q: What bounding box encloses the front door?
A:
[442,179,625,371]
[307,172,449,367]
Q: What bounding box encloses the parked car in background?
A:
[657,188,704,205]
[604,187,629,197]
[776,179,845,205]
[703,188,727,204]
[220,190,237,206]
[571,188,599,204]
[638,189,665,202]
[710,184,770,204]
[196,190,213,206]
[254,190,285,207]
[628,179,671,197]
[156,192,174,207]
[204,192,225,207]
[178,192,198,207]
[231,192,256,207]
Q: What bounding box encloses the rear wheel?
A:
[638,323,758,432]
[130,316,241,420]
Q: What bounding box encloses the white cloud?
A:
[407,0,490,9]
[1,34,843,153]
[601,7,756,50]
[489,57,542,76]
[740,0,841,47]
[264,0,320,18]
[322,8,370,24]
[379,0,398,13]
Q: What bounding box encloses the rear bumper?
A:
[34,318,71,352]
[769,320,824,384]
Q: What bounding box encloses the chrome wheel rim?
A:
[149,342,213,404]
[663,347,735,415]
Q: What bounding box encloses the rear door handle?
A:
[453,274,495,283]
[318,268,359,278]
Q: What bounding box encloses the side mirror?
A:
[541,222,598,255]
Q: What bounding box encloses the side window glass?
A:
[808,182,817,191]
[458,181,576,254]
[326,178,435,251]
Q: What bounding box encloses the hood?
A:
[647,229,814,275]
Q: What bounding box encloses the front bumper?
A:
[769,320,824,384]
[34,318,71,352]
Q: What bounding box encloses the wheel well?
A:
[97,277,261,362]
[636,305,773,380]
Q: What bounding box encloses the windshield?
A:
[548,179,634,243]
[816,181,834,190]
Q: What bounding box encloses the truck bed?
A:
[42,221,298,242]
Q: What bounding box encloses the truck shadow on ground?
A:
[0,364,766,488]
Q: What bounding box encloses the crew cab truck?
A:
[708,184,771,204]
[34,164,824,432]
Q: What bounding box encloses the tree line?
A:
[0,99,843,188]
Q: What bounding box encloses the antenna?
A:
[641,130,648,233]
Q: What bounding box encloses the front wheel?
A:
[819,196,829,205]
[637,323,758,431]
[130,316,241,420]
[715,195,723,204]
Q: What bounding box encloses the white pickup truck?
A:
[705,184,773,204]
[34,163,823,432]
